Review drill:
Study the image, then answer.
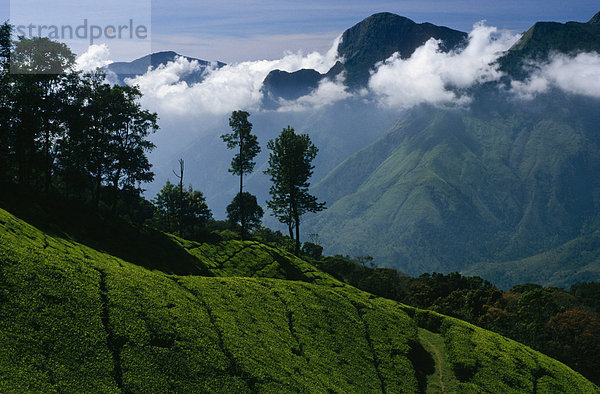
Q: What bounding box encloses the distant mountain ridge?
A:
[105,51,225,85]
[261,68,325,108]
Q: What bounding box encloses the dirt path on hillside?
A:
[420,333,446,394]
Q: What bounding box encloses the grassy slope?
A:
[171,237,337,285]
[0,188,335,284]
[0,207,597,392]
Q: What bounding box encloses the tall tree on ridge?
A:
[226,192,264,233]
[265,126,325,255]
[221,110,260,239]
[153,180,211,239]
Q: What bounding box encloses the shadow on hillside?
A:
[0,184,213,276]
[408,340,435,393]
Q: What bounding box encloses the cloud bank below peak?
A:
[122,35,343,117]
[510,52,600,99]
[368,23,520,108]
[74,21,600,120]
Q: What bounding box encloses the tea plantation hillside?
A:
[0,207,597,392]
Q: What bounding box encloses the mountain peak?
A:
[360,12,416,25]
[259,12,467,103]
[334,12,467,87]
[152,50,179,56]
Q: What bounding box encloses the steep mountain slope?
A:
[300,12,600,287]
[106,51,225,85]
[1,207,596,392]
[306,92,600,287]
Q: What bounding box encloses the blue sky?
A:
[2,0,599,62]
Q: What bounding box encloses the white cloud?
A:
[75,44,113,72]
[510,52,600,99]
[126,35,343,117]
[368,22,520,108]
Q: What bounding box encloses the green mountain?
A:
[463,230,600,290]
[306,92,600,288]
[1,204,596,391]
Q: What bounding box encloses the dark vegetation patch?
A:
[407,340,435,393]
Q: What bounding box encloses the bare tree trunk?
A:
[292,200,300,255]
[287,201,294,240]
[240,169,245,240]
[295,219,300,255]
[173,159,184,237]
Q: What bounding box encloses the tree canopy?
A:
[226,192,264,233]
[0,27,158,211]
[221,110,261,239]
[265,126,325,254]
[153,180,212,239]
